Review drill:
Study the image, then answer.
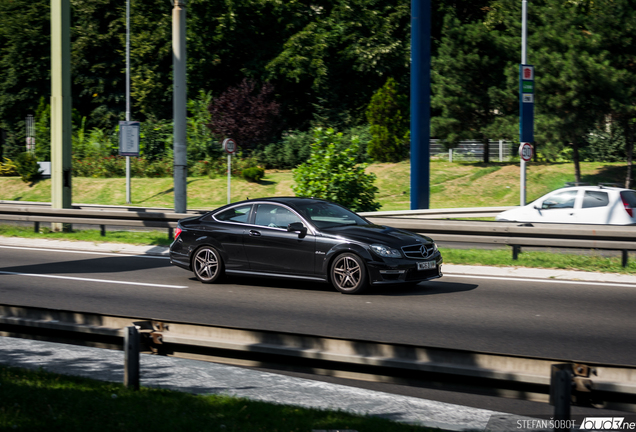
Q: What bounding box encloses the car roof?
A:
[554,185,631,192]
[210,197,333,213]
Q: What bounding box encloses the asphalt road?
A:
[2,241,634,419]
[1,244,634,366]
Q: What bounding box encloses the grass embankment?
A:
[0,366,437,432]
[0,160,633,274]
[0,160,628,210]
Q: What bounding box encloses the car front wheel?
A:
[193,246,224,283]
[331,253,368,294]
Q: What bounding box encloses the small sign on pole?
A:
[119,121,140,157]
[520,142,533,162]
[222,138,237,204]
[119,121,140,204]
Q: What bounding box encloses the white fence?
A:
[430,139,515,162]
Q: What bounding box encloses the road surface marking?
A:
[0,270,187,289]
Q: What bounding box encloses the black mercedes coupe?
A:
[169,197,443,294]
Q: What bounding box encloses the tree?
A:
[366,78,409,162]
[530,0,618,182]
[0,0,50,158]
[267,0,411,129]
[71,0,126,129]
[431,15,515,163]
[207,79,281,150]
[293,128,380,212]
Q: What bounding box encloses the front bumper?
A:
[367,254,444,285]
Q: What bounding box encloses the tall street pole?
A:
[520,0,527,206]
[172,0,187,213]
[126,0,132,204]
[410,0,431,210]
[51,0,72,231]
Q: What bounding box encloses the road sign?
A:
[119,121,140,157]
[222,138,237,154]
[522,65,534,80]
[519,142,533,162]
[519,64,535,143]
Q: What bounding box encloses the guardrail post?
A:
[168,227,174,240]
[622,250,629,268]
[34,222,40,233]
[550,364,572,431]
[100,225,106,237]
[124,325,140,390]
[512,245,521,260]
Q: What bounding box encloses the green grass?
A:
[0,160,630,210]
[0,365,439,432]
[0,224,174,247]
[441,248,636,274]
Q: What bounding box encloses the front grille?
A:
[401,243,436,259]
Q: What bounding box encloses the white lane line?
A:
[0,271,188,289]
[0,245,169,259]
[444,273,636,288]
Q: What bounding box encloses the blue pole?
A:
[410,0,431,210]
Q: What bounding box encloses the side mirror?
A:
[287,222,307,237]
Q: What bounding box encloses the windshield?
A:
[294,201,370,229]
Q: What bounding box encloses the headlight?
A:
[370,244,402,258]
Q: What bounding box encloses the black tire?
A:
[330,253,368,294]
[192,246,224,283]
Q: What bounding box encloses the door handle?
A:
[249,230,261,237]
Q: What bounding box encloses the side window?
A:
[541,190,578,210]
[214,205,252,223]
[582,191,609,208]
[254,204,302,229]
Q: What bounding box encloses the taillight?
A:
[174,227,182,239]
[621,195,633,217]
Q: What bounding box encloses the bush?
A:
[292,128,380,212]
[257,125,372,169]
[242,166,265,183]
[207,79,282,150]
[0,158,19,176]
[14,152,42,183]
[366,77,409,162]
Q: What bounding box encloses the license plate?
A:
[417,260,436,270]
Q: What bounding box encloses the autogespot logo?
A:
[580,417,636,430]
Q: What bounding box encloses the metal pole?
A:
[520,0,528,206]
[227,154,231,204]
[521,0,527,65]
[173,0,187,213]
[50,0,72,232]
[126,0,131,204]
[124,326,140,390]
[410,0,431,210]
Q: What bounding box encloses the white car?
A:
[495,185,636,225]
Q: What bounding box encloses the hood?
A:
[322,224,434,246]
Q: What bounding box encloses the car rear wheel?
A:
[331,253,368,294]
[193,246,224,283]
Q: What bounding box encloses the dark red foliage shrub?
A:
[207,79,282,149]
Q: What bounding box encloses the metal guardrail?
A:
[1,304,634,413]
[1,202,635,263]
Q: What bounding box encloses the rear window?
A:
[582,191,609,208]
[621,191,636,207]
[214,204,252,223]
